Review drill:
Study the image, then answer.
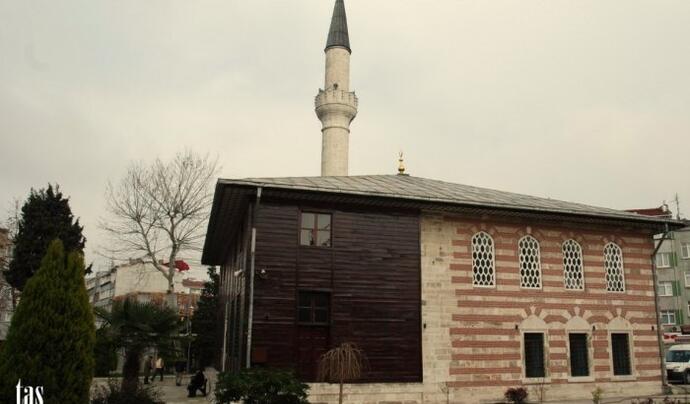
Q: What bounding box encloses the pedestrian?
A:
[143,355,152,384]
[187,368,207,398]
[174,358,186,386]
[155,356,165,381]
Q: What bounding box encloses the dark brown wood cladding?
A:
[250,201,422,382]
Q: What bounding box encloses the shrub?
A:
[216,368,309,404]
[591,386,603,404]
[504,387,529,404]
[91,381,163,404]
[0,240,95,403]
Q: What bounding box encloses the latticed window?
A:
[604,243,625,292]
[519,236,542,289]
[472,232,495,287]
[563,240,584,290]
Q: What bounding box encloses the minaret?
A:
[315,0,358,176]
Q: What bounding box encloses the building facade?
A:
[202,176,680,403]
[0,228,13,341]
[86,259,205,319]
[654,226,690,333]
[200,1,682,402]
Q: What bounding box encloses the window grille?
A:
[604,243,625,292]
[472,232,495,287]
[524,333,545,378]
[563,240,584,290]
[298,291,330,325]
[519,236,542,289]
[569,333,589,377]
[611,333,632,376]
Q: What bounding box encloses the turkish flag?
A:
[163,260,191,271]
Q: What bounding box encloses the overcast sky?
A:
[1,0,689,271]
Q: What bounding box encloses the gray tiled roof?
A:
[326,0,351,52]
[218,175,672,223]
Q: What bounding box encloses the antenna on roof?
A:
[674,193,681,220]
[397,151,408,176]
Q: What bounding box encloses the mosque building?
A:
[202,1,682,402]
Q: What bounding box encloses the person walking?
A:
[174,358,186,386]
[143,355,152,384]
[154,356,165,381]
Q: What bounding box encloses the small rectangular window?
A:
[297,291,330,325]
[682,244,690,260]
[661,310,676,325]
[658,281,674,297]
[524,333,545,378]
[656,253,671,268]
[685,273,690,288]
[300,212,332,247]
[568,333,589,377]
[611,333,632,376]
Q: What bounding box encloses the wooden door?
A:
[297,326,329,381]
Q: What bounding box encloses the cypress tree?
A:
[191,266,220,367]
[0,239,95,403]
[6,184,87,290]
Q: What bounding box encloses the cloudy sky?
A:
[1,0,689,271]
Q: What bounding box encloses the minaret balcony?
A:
[315,88,358,110]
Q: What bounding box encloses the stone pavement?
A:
[93,368,218,404]
[151,375,214,404]
[91,376,690,404]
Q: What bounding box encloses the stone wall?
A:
[306,212,663,404]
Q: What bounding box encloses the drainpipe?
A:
[221,268,234,372]
[246,187,262,368]
[652,223,671,389]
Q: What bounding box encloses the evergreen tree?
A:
[5,185,87,290]
[191,266,220,367]
[94,327,118,377]
[0,239,95,403]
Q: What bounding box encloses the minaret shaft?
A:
[325,47,350,91]
[316,0,357,177]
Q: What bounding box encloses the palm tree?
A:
[317,343,366,404]
[96,298,180,393]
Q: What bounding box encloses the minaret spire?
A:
[315,0,358,176]
[326,0,351,52]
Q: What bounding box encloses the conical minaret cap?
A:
[326,0,351,52]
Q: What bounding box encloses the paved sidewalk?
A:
[92,368,217,404]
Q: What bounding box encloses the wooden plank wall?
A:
[250,201,422,382]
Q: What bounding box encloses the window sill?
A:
[472,284,496,289]
[567,376,595,383]
[521,377,551,385]
[611,375,636,382]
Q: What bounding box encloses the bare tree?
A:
[318,342,367,404]
[101,150,219,306]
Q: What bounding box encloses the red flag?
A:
[163,260,190,271]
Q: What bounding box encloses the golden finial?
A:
[398,151,407,175]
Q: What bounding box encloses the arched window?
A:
[471,232,495,287]
[563,240,585,290]
[519,235,542,289]
[604,242,625,292]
